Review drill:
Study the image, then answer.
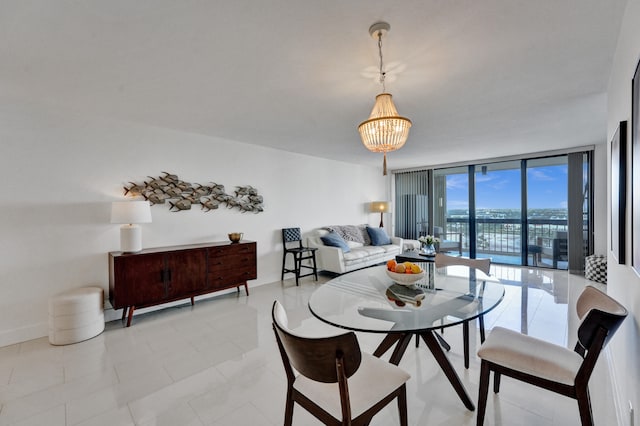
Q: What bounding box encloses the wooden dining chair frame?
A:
[272,301,408,426]
[476,286,627,426]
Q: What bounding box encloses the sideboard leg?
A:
[126,306,135,327]
[244,282,249,296]
[121,307,128,321]
[190,297,195,306]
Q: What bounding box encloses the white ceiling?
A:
[0,0,628,171]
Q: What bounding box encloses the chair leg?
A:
[294,253,301,286]
[576,386,594,426]
[281,251,287,280]
[479,315,486,343]
[463,321,470,369]
[493,371,501,393]
[415,334,420,348]
[284,389,295,426]
[477,361,490,426]
[311,251,318,281]
[398,384,408,426]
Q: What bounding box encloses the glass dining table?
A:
[308,262,505,411]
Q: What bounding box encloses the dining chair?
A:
[433,226,463,255]
[476,286,627,426]
[272,300,410,426]
[281,227,318,286]
[430,253,492,369]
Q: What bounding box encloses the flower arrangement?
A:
[418,235,440,245]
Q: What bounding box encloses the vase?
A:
[422,243,436,255]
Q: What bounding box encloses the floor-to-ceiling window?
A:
[393,150,592,270]
[475,160,522,265]
[433,166,469,254]
[526,157,569,268]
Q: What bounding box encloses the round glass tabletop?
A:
[308,263,505,334]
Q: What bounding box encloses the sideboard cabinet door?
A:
[112,253,167,308]
[165,248,207,298]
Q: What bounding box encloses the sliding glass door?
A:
[474,161,522,265]
[394,150,592,269]
[526,157,569,269]
[433,167,469,255]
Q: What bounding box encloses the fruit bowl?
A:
[386,269,425,286]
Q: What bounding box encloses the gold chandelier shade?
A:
[358,93,412,154]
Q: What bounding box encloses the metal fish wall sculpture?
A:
[123,172,264,213]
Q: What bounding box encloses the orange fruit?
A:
[387,259,397,271]
[395,264,406,273]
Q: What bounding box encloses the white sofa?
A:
[306,225,403,274]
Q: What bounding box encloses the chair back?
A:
[575,286,627,353]
[435,253,491,275]
[272,301,362,383]
[282,227,303,248]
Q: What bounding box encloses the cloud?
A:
[446,175,468,190]
[528,169,555,181]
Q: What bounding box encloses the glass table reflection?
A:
[308,263,505,411]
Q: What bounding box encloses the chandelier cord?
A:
[377,31,386,93]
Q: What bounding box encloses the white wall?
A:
[0,99,388,347]
[607,0,640,424]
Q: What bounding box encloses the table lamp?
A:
[370,201,390,228]
[111,201,152,253]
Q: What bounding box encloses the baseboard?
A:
[0,322,48,348]
[607,347,626,426]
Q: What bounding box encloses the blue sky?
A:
[445,165,568,210]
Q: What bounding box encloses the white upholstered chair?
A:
[433,226,462,255]
[432,253,492,368]
[272,300,410,426]
[476,286,627,426]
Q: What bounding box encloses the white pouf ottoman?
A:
[49,287,105,345]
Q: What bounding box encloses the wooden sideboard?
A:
[109,241,256,326]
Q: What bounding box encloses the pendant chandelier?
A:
[358,21,412,176]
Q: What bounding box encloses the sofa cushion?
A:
[358,224,372,246]
[366,226,391,246]
[321,232,350,252]
[325,225,365,244]
[341,225,365,243]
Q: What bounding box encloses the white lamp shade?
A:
[111,201,152,224]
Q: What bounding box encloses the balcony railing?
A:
[420,218,568,268]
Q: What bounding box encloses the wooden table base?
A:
[373,330,475,411]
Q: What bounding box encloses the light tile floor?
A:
[0,265,617,425]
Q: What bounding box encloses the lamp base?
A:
[120,224,142,253]
[379,212,384,228]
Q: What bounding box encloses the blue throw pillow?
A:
[367,226,391,246]
[321,231,351,253]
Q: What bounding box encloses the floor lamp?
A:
[370,201,390,228]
